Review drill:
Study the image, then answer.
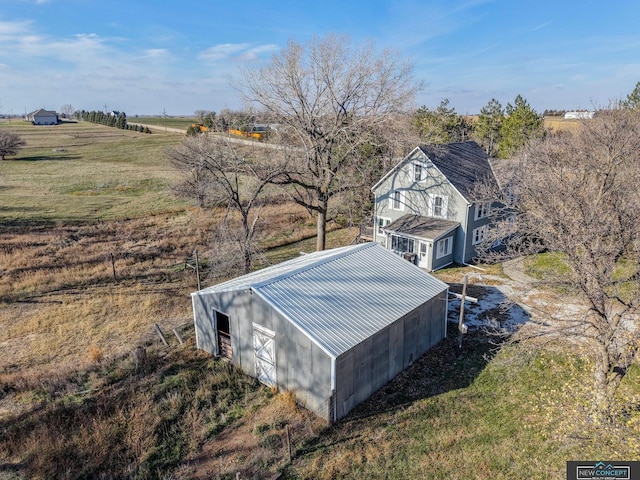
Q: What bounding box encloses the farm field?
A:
[131,115,198,131]
[0,120,352,371]
[0,120,187,223]
[0,120,638,479]
[543,115,582,133]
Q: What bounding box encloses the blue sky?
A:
[1,0,639,116]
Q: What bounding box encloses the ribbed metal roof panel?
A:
[195,242,448,358]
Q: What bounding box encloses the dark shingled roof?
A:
[385,214,459,240]
[418,141,499,199]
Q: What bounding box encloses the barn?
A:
[191,242,449,422]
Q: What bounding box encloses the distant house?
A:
[25,109,59,125]
[191,242,449,422]
[564,111,595,119]
[371,141,500,271]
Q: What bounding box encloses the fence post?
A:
[173,327,184,345]
[194,249,201,291]
[154,323,169,346]
[110,252,117,281]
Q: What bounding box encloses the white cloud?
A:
[0,20,33,36]
[143,48,169,59]
[531,21,553,31]
[236,44,279,61]
[197,42,279,63]
[198,43,250,62]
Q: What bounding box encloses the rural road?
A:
[135,123,289,151]
[134,123,186,134]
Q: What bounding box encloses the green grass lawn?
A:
[130,116,198,130]
[0,121,187,223]
[285,333,640,479]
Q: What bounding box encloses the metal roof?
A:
[193,242,448,358]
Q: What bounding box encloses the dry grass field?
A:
[0,120,360,478]
[543,115,582,133]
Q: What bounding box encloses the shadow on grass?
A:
[0,205,41,212]
[15,154,82,161]
[294,279,532,461]
[296,331,499,458]
[352,331,498,422]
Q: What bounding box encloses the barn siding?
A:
[192,290,245,357]
[333,291,448,421]
[252,294,333,420]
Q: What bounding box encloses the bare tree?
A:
[193,109,209,124]
[0,130,26,160]
[167,135,282,274]
[240,34,421,250]
[60,104,74,118]
[478,107,640,422]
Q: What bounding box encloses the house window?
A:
[377,216,391,235]
[472,226,487,245]
[505,187,518,207]
[389,190,404,211]
[391,235,414,253]
[474,201,492,220]
[413,163,423,182]
[435,236,453,259]
[419,241,428,259]
[429,194,447,218]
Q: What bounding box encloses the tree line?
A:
[75,110,152,133]
[193,93,545,160]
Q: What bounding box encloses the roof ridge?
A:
[251,242,375,290]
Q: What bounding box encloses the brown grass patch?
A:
[178,390,326,479]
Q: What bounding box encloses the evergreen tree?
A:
[474,98,504,157]
[499,95,544,158]
[413,99,471,144]
[116,112,127,129]
[622,81,640,109]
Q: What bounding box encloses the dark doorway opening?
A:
[215,311,232,360]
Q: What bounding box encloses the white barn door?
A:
[253,324,276,387]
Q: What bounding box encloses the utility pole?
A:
[162,108,167,132]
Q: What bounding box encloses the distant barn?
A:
[191,242,449,422]
[564,111,595,119]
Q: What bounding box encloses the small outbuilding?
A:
[191,242,449,422]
